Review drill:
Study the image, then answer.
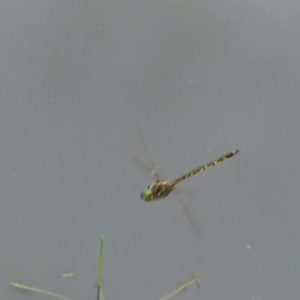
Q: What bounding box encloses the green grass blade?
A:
[11,282,71,300]
[97,235,105,300]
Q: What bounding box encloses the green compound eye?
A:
[140,188,153,201]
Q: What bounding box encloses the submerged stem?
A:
[159,267,202,300]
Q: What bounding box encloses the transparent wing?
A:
[132,122,164,181]
[173,187,202,239]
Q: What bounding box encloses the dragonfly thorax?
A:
[140,180,174,202]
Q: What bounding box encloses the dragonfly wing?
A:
[133,154,162,181]
[132,122,165,181]
[173,187,202,239]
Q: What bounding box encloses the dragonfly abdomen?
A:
[172,149,239,186]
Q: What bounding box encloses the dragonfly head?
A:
[140,187,153,201]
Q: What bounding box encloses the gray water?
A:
[1,1,300,299]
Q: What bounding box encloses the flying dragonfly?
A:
[140,149,239,202]
[133,124,239,236]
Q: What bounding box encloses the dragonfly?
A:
[140,150,239,201]
[133,123,239,236]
